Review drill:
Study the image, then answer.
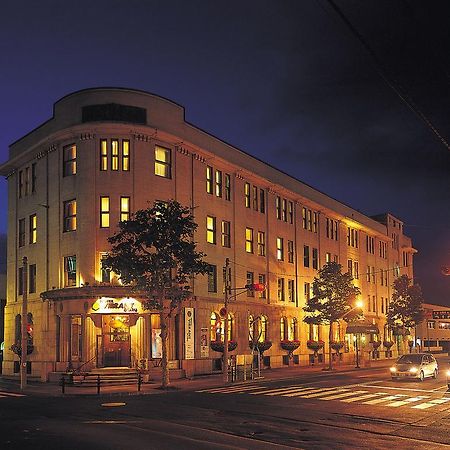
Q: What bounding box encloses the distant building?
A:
[416,303,450,352]
[0,88,416,380]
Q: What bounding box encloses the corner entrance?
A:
[97,315,131,367]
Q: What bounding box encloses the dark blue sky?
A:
[0,1,449,304]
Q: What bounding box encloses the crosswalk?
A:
[0,390,26,399]
[197,384,450,411]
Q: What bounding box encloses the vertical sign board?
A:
[184,307,195,360]
[200,327,209,358]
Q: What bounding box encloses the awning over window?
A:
[345,320,380,334]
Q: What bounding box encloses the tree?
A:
[387,275,424,336]
[303,262,361,370]
[103,200,210,388]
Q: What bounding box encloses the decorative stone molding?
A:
[192,153,205,163]
[133,129,157,141]
[80,133,95,140]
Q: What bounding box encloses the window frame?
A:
[154,145,172,179]
[100,196,110,228]
[206,216,217,244]
[63,143,77,177]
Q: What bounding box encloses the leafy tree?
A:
[303,262,361,370]
[103,200,210,388]
[387,275,424,335]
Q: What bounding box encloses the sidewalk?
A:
[0,358,392,397]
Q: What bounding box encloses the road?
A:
[0,361,449,449]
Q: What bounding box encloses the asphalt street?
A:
[0,356,449,449]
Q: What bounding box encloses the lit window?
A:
[276,237,284,261]
[245,228,254,253]
[120,197,130,222]
[63,144,77,176]
[221,221,231,248]
[257,231,265,256]
[280,317,286,340]
[64,255,77,287]
[100,139,108,171]
[215,170,222,197]
[63,199,76,232]
[154,145,171,178]
[206,216,216,244]
[122,140,130,171]
[206,166,213,194]
[111,140,119,170]
[29,214,37,244]
[100,196,110,228]
[18,218,25,247]
[210,312,222,342]
[244,183,250,208]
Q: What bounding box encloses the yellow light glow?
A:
[390,367,396,372]
[355,300,363,309]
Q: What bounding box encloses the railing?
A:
[67,355,97,376]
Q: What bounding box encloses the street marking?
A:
[282,387,338,398]
[363,394,407,405]
[250,386,305,395]
[319,390,367,401]
[341,393,386,403]
[0,391,26,398]
[100,402,126,407]
[361,384,439,393]
[198,385,262,394]
[295,388,347,399]
[412,398,450,410]
[265,387,320,396]
[386,396,429,407]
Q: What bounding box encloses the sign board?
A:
[432,310,450,320]
[91,297,143,314]
[184,307,195,360]
[200,327,209,358]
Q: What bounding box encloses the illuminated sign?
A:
[432,311,450,320]
[184,307,195,360]
[91,297,142,314]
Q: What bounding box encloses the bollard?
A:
[97,375,101,395]
[61,375,65,394]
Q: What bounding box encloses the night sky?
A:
[0,1,449,305]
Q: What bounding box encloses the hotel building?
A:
[0,88,416,380]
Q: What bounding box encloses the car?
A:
[390,353,438,381]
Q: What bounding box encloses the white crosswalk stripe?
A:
[197,385,450,411]
[0,391,26,398]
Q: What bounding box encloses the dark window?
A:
[31,163,37,192]
[64,256,77,287]
[208,265,217,293]
[101,255,111,283]
[29,264,36,293]
[18,267,23,295]
[225,174,231,201]
[82,103,147,125]
[303,245,310,268]
[18,218,25,247]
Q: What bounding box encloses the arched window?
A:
[227,313,234,341]
[309,323,319,341]
[210,312,222,342]
[248,314,254,341]
[259,315,268,342]
[289,317,297,341]
[280,317,286,340]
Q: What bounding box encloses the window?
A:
[303,245,310,267]
[206,166,213,194]
[31,163,37,193]
[120,197,130,222]
[371,266,376,283]
[215,170,222,197]
[276,237,284,261]
[276,196,281,219]
[18,267,23,295]
[258,315,268,342]
[63,199,77,232]
[326,252,331,263]
[154,145,171,178]
[379,241,387,259]
[100,139,108,171]
[366,235,374,254]
[384,270,388,286]
[225,174,231,201]
[64,256,77,287]
[246,272,254,297]
[244,183,251,208]
[312,248,319,269]
[372,296,376,313]
[257,231,266,256]
[288,279,295,302]
[100,196,110,228]
[29,214,37,244]
[288,201,294,224]
[25,167,29,195]
[281,199,287,222]
[427,321,435,329]
[353,261,359,279]
[122,140,130,171]
[18,218,25,247]
[208,265,217,293]
[100,254,111,283]
[63,144,77,176]
[277,278,285,301]
[18,170,24,198]
[347,259,353,276]
[210,312,222,341]
[290,317,298,340]
[366,265,371,282]
[280,317,286,340]
[221,221,231,247]
[304,282,311,301]
[287,240,294,263]
[347,227,358,248]
[258,274,266,299]
[302,207,318,232]
[29,264,36,293]
[206,216,216,244]
[259,189,265,213]
[245,228,254,253]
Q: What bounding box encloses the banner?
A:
[184,307,195,360]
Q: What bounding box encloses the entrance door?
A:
[99,315,131,367]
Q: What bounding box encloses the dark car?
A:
[390,353,438,381]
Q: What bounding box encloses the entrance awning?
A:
[345,320,380,334]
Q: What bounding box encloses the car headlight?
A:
[409,367,418,373]
[390,367,397,373]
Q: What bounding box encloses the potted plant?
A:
[383,340,394,349]
[330,341,345,353]
[210,340,237,353]
[280,339,300,356]
[249,340,272,355]
[372,341,381,349]
[306,339,324,353]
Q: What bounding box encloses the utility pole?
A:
[20,256,28,390]
[222,258,231,383]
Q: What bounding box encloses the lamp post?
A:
[355,334,360,368]
[20,256,28,390]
